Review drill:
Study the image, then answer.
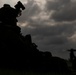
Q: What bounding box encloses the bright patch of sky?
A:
[0,0,46,9]
[34,0,46,9]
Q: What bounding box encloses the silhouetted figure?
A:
[0,1,25,26]
[0,1,25,34]
[67,48,76,62]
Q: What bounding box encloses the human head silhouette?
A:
[3,4,10,7]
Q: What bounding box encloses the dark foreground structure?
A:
[0,1,71,74]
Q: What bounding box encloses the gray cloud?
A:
[50,0,76,21]
[45,0,70,11]
[21,22,76,37]
[18,0,41,23]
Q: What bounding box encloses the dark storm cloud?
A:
[17,0,76,59]
[23,22,76,36]
[21,22,76,45]
[45,0,70,11]
[22,22,76,59]
[51,3,76,21]
[21,22,76,59]
[48,0,76,21]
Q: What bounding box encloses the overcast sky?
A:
[1,0,76,59]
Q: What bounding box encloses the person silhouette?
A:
[68,49,76,62]
[0,4,17,26]
[0,1,25,26]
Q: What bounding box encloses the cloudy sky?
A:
[1,0,76,59]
